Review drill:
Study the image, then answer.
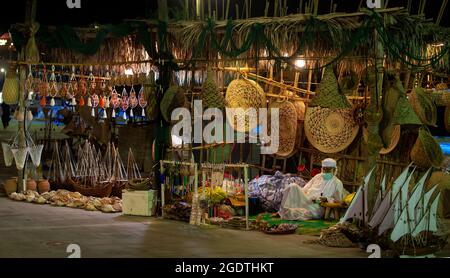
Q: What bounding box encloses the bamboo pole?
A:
[436,0,448,25]
[265,0,270,17]
[299,0,304,13]
[208,0,211,18]
[313,0,319,16]
[185,0,189,20]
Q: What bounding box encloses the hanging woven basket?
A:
[2,65,19,105]
[409,87,437,127]
[202,69,224,109]
[269,100,298,157]
[310,67,351,109]
[411,128,444,168]
[304,107,359,154]
[225,78,266,133]
[160,86,187,123]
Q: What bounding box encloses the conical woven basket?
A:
[269,100,298,157]
[409,87,437,127]
[304,107,359,154]
[225,78,266,133]
[310,67,351,109]
[160,86,186,122]
[411,128,444,168]
[2,65,19,105]
[392,96,422,126]
[202,69,224,109]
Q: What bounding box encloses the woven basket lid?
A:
[409,87,437,127]
[310,67,351,109]
[225,78,266,133]
[304,107,359,154]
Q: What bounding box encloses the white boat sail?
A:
[412,191,441,237]
[340,168,373,224]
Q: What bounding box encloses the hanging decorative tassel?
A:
[91,108,95,117]
[39,96,46,107]
[79,97,85,106]
[27,111,33,122]
[102,109,108,119]
[130,109,134,118]
[87,97,92,107]
[142,108,145,117]
[123,112,127,120]
[28,91,34,101]
[71,97,77,106]
[50,97,55,107]
[112,109,116,118]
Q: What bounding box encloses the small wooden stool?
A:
[320,202,347,220]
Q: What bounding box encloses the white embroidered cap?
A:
[322,158,337,168]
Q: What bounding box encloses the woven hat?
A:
[304,107,359,154]
[409,87,437,127]
[225,78,266,133]
[310,67,351,109]
[411,128,444,168]
[1,64,19,105]
[269,100,298,157]
[392,95,422,126]
[160,86,186,122]
[202,69,224,109]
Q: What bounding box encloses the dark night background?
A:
[0,0,448,33]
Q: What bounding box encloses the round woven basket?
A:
[411,128,444,168]
[269,100,298,157]
[304,107,359,154]
[225,78,266,133]
[409,87,437,127]
[160,86,186,122]
[436,83,448,91]
[379,125,401,155]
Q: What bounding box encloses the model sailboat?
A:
[341,165,445,255]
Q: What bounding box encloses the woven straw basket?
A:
[269,100,298,157]
[380,125,401,154]
[436,83,448,91]
[2,65,19,105]
[409,88,437,127]
[411,128,444,168]
[225,78,266,133]
[304,107,359,154]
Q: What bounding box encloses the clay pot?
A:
[26,179,37,191]
[4,178,18,195]
[37,179,50,193]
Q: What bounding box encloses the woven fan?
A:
[225,78,266,133]
[269,100,298,157]
[309,67,351,109]
[409,87,437,127]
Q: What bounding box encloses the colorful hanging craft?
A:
[49,65,58,107]
[91,94,99,117]
[121,87,129,120]
[128,85,138,118]
[138,87,147,117]
[110,87,119,118]
[39,67,49,107]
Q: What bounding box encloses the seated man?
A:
[278,158,348,220]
